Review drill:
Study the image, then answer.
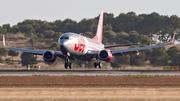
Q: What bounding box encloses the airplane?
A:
[3,9,176,69]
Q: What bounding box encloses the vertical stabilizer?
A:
[92,9,103,43]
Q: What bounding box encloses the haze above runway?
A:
[0,70,180,76]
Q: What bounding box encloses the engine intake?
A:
[43,50,57,62]
[98,50,112,61]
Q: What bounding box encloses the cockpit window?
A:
[65,37,69,39]
[60,37,69,40]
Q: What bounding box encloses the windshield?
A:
[60,37,69,40]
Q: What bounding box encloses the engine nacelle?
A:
[98,50,112,61]
[43,50,57,62]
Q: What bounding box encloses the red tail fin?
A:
[92,9,103,43]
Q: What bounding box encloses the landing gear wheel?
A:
[98,62,102,68]
[94,63,97,68]
[65,63,68,69]
[64,55,72,69]
[69,63,72,69]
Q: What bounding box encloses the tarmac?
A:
[0,70,180,76]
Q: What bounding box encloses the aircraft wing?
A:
[111,32,176,56]
[105,43,139,48]
[3,35,63,56]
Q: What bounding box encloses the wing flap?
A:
[5,47,45,55]
[111,44,165,55]
[105,43,139,48]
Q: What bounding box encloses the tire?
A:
[98,62,102,68]
[65,63,68,69]
[69,63,72,69]
[94,63,97,68]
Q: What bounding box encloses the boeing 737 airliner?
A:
[3,10,176,69]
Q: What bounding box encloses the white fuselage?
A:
[58,32,104,60]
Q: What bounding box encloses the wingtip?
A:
[167,31,176,45]
[3,35,6,47]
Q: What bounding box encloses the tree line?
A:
[0,11,180,42]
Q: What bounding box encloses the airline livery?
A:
[3,10,176,69]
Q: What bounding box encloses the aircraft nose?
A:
[59,39,68,45]
[59,40,69,54]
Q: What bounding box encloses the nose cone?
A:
[59,39,68,45]
[59,40,69,54]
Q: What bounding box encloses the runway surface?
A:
[0,70,180,76]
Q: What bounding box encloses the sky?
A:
[0,0,180,26]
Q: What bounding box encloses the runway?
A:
[0,70,180,76]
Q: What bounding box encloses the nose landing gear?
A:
[64,53,72,69]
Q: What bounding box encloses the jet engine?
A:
[43,50,57,62]
[98,50,112,61]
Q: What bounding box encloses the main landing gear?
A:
[64,55,72,69]
[94,59,102,68]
